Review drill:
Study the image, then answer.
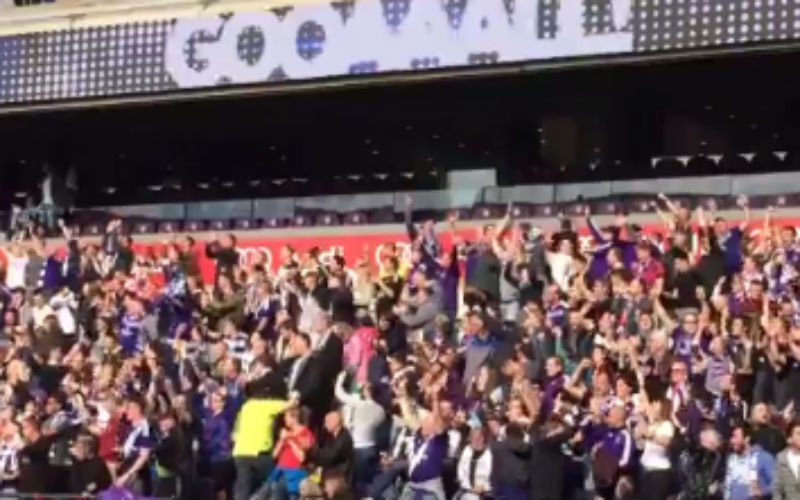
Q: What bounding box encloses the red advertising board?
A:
[1,217,787,285]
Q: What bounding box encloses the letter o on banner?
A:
[211,12,283,85]
[237,246,274,271]
[279,5,347,80]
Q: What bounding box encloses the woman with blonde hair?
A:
[636,398,676,500]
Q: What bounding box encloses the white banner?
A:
[164,0,634,88]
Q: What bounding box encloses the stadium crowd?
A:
[0,193,800,500]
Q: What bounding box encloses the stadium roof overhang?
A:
[0,38,799,116]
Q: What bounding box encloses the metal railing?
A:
[80,171,800,222]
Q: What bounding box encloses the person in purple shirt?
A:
[202,389,235,498]
[585,211,619,282]
[541,356,568,417]
[436,245,460,322]
[407,409,449,500]
[713,195,750,275]
[583,403,635,499]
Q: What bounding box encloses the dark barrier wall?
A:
[0,0,798,104]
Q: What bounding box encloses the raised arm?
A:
[584,206,608,244]
[334,371,360,406]
[403,194,419,242]
[736,195,751,232]
[650,199,676,232]
[658,192,681,216]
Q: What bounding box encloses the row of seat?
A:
[14,192,795,237]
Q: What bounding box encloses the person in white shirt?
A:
[39,165,56,230]
[546,239,575,292]
[49,288,78,337]
[4,244,28,290]
[456,427,493,500]
[334,370,386,497]
[637,398,676,500]
[31,292,55,330]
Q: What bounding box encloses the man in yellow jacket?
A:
[232,374,295,500]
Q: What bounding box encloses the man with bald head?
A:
[313,411,353,479]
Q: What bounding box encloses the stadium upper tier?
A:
[0,0,319,35]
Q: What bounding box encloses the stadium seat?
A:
[184,220,206,232]
[234,218,259,230]
[264,217,287,229]
[343,212,367,225]
[134,221,156,234]
[208,220,230,231]
[628,198,654,214]
[563,203,587,217]
[592,201,620,216]
[749,194,800,209]
[158,220,181,233]
[697,196,727,212]
[81,222,103,236]
[368,208,395,224]
[532,204,555,217]
[292,215,310,227]
[316,213,341,226]
[508,204,530,218]
[471,205,502,220]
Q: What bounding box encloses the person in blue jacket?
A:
[725,423,774,500]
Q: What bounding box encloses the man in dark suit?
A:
[312,314,344,374]
[311,314,344,418]
[286,333,325,428]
